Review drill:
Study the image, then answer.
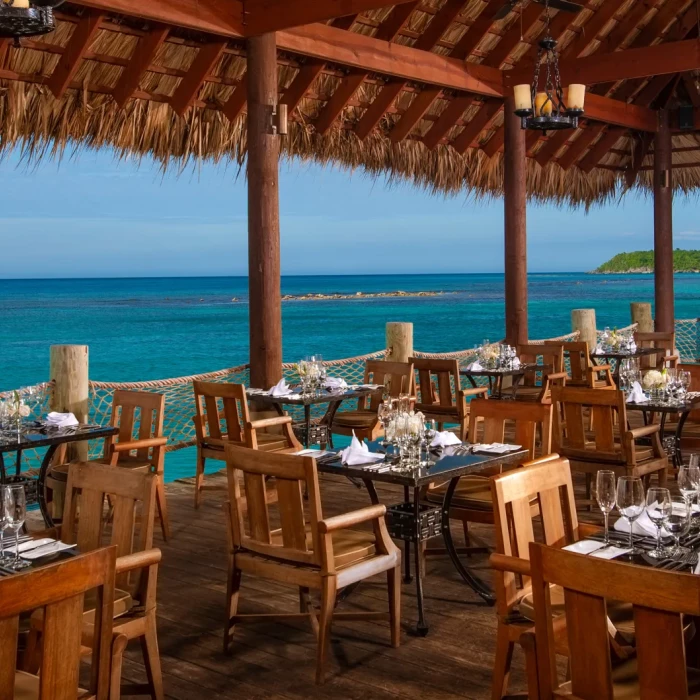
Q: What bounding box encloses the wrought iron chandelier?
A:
[512,0,585,133]
[0,0,63,40]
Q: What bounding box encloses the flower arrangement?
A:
[0,391,30,425]
[642,370,667,391]
[481,345,499,362]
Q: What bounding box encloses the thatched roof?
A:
[1,0,699,206]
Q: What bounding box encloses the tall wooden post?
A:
[571,309,597,351]
[631,302,654,332]
[654,109,674,333]
[503,96,528,346]
[50,345,89,459]
[247,33,282,389]
[386,322,414,362]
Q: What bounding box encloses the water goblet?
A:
[679,370,692,399]
[0,494,10,562]
[377,401,393,447]
[3,484,30,570]
[616,476,645,554]
[666,498,692,556]
[595,470,616,546]
[645,487,672,559]
[398,393,411,414]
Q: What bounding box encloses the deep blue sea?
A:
[2,273,699,481]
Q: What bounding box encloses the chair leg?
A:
[155,475,171,541]
[387,564,401,648]
[21,627,41,673]
[140,611,165,700]
[491,623,514,700]
[462,520,472,558]
[224,557,242,655]
[316,576,337,685]
[110,633,129,700]
[194,450,205,509]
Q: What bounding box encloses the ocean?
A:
[2,272,699,481]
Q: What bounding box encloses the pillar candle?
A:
[567,84,586,111]
[535,92,553,117]
[513,84,532,112]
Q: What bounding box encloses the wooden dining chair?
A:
[425,399,554,552]
[635,330,679,371]
[525,543,700,699]
[545,340,615,389]
[552,386,668,506]
[515,344,567,403]
[223,445,401,684]
[24,462,164,700]
[409,357,488,440]
[3,547,116,700]
[192,380,302,508]
[102,389,170,541]
[330,359,414,442]
[664,363,700,451]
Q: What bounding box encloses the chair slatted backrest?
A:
[106,390,165,462]
[62,462,156,591]
[530,543,700,700]
[467,399,553,460]
[679,363,700,422]
[517,344,564,388]
[225,445,323,568]
[0,547,116,700]
[545,341,590,385]
[551,386,628,464]
[635,331,675,370]
[193,380,249,445]
[409,357,460,418]
[362,360,415,412]
[491,456,576,615]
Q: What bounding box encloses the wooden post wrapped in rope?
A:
[571,309,597,350]
[386,323,413,363]
[50,345,89,460]
[630,302,653,333]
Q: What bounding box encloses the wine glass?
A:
[666,499,692,556]
[645,487,672,559]
[0,493,10,562]
[679,370,692,398]
[3,484,29,570]
[595,470,616,546]
[616,476,645,553]
[678,464,699,508]
[377,401,393,447]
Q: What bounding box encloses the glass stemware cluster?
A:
[599,327,636,354]
[477,340,517,370]
[297,355,325,396]
[0,484,29,570]
[378,395,435,469]
[0,386,44,439]
[618,357,641,393]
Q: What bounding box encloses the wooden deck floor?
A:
[120,470,525,700]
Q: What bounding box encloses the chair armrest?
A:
[460,387,489,400]
[247,416,293,430]
[112,437,167,452]
[545,371,568,382]
[589,364,613,373]
[116,548,162,575]
[319,504,387,533]
[489,553,531,577]
[627,424,660,440]
[578,522,603,538]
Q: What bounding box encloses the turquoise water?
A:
[2,273,699,480]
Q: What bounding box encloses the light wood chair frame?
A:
[634,330,680,371]
[516,344,568,404]
[545,340,615,389]
[223,444,401,684]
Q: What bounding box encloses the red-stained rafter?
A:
[624,132,654,187]
[47,11,104,98]
[579,128,627,173]
[451,0,506,60]
[315,71,367,135]
[422,93,475,149]
[222,81,248,121]
[557,124,605,170]
[170,40,227,115]
[451,99,502,154]
[390,86,443,142]
[113,25,169,107]
[333,13,360,31]
[683,73,700,108]
[534,130,570,167]
[281,60,325,114]
[483,2,544,69]
[481,125,504,158]
[415,0,468,52]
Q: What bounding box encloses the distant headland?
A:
[591,250,700,274]
[281,290,449,302]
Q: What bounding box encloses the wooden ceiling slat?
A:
[355,80,404,139]
[315,71,367,135]
[415,0,468,51]
[170,40,227,116]
[374,2,421,41]
[390,87,442,142]
[624,132,654,186]
[450,0,504,60]
[562,1,625,59]
[481,126,504,157]
[557,124,604,170]
[47,11,104,98]
[579,128,626,173]
[451,99,502,154]
[222,81,248,121]
[422,93,475,149]
[534,131,570,167]
[113,26,169,107]
[281,60,326,114]
[333,13,360,31]
[483,2,543,69]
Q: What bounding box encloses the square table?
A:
[0,423,118,528]
[460,364,550,399]
[317,441,528,635]
[247,386,383,447]
[591,347,660,381]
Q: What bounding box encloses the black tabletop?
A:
[316,440,528,488]
[591,347,659,362]
[0,424,117,453]
[626,394,700,415]
[247,386,382,407]
[459,363,548,378]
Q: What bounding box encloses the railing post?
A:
[386,323,414,362]
[50,345,89,459]
[630,303,653,332]
[571,309,597,350]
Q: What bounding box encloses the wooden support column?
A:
[654,109,674,333]
[50,345,89,460]
[503,96,528,346]
[247,34,282,389]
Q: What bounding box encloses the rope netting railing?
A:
[675,319,700,363]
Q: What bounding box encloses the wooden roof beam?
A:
[170,40,227,116]
[557,124,605,170]
[422,94,474,149]
[483,2,544,69]
[281,60,325,115]
[534,131,570,167]
[113,25,169,108]
[47,11,104,98]
[481,126,504,158]
[390,87,442,143]
[579,128,627,173]
[451,0,505,60]
[682,73,700,108]
[451,99,502,154]
[314,71,367,135]
[242,0,418,35]
[222,81,247,121]
[624,132,654,187]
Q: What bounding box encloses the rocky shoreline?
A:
[281,290,449,302]
[590,269,700,274]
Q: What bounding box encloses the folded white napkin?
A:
[512,358,521,369]
[20,539,76,561]
[269,378,292,397]
[45,412,79,428]
[614,511,669,538]
[340,434,385,466]
[324,377,348,390]
[430,431,462,448]
[472,443,522,454]
[594,346,604,355]
[563,539,605,555]
[626,381,647,404]
[466,361,483,371]
[590,545,632,560]
[629,342,637,353]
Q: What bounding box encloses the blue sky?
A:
[0,148,698,278]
